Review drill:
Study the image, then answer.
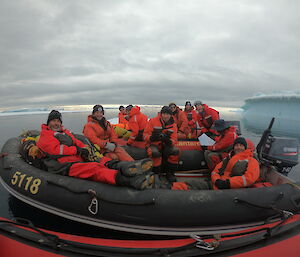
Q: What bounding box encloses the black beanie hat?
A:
[93,105,104,114]
[185,101,192,106]
[234,137,248,149]
[47,110,62,125]
[126,105,133,112]
[161,106,173,115]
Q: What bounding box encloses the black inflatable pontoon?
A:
[1,118,300,236]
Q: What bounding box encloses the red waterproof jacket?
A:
[118,112,129,126]
[173,107,189,135]
[207,126,238,152]
[196,104,219,133]
[37,124,86,164]
[211,149,260,189]
[144,114,178,147]
[83,115,118,150]
[184,108,198,127]
[127,106,148,145]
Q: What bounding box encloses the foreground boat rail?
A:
[1,214,300,257]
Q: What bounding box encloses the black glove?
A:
[160,133,172,146]
[76,146,89,159]
[215,179,230,189]
[150,130,161,142]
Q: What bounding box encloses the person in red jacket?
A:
[83,105,134,161]
[118,105,129,127]
[168,103,190,139]
[126,105,148,148]
[194,101,219,136]
[204,119,238,171]
[211,137,260,190]
[37,110,154,190]
[183,101,198,138]
[144,106,180,182]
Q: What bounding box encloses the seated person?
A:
[211,137,260,189]
[118,105,129,126]
[37,110,154,190]
[144,106,180,182]
[20,124,205,192]
[168,102,190,139]
[126,105,148,148]
[194,101,219,136]
[83,105,133,161]
[183,101,198,138]
[204,119,238,171]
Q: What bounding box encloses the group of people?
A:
[18,101,260,191]
[117,101,220,141]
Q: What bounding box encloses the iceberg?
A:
[241,93,300,138]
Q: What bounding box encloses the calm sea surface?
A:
[0,106,299,238]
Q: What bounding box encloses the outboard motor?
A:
[257,118,299,175]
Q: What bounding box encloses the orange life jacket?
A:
[83,115,118,150]
[211,149,260,189]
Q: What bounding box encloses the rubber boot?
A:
[152,174,172,189]
[115,172,155,190]
[106,158,153,177]
[164,162,178,183]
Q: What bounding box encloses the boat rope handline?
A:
[287,182,300,191]
[0,219,61,250]
[189,213,297,252]
[188,194,296,251]
[47,180,155,206]
[234,196,294,219]
[0,219,196,255]
[233,196,294,238]
[1,215,300,256]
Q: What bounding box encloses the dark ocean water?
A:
[0,106,299,238]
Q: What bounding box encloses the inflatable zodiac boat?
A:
[0,119,300,236]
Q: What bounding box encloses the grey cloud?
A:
[1,0,300,110]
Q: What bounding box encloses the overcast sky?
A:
[1,0,299,109]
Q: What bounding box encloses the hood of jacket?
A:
[129,106,141,116]
[233,148,254,159]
